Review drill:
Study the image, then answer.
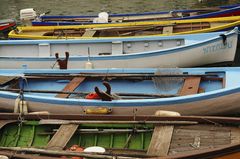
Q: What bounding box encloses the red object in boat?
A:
[0,19,16,32]
[85,92,100,99]
[61,145,84,159]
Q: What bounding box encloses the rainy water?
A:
[1,0,240,20]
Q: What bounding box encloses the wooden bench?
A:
[56,77,85,98]
[46,124,79,150]
[162,26,173,34]
[0,76,17,85]
[82,30,97,37]
[179,77,201,96]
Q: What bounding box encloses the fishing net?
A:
[153,68,184,93]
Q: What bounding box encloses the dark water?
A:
[1,0,240,20]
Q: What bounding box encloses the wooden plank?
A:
[39,119,197,125]
[0,76,17,85]
[46,124,78,150]
[230,128,240,144]
[179,77,201,96]
[162,26,173,34]
[215,152,240,159]
[56,77,85,98]
[0,120,17,129]
[82,30,96,37]
[147,125,174,156]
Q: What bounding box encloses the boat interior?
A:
[0,114,239,158]
[0,70,226,100]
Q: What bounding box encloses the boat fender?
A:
[84,107,112,114]
[0,155,8,159]
[84,146,106,153]
[155,110,181,116]
[14,98,28,114]
[85,61,93,69]
[219,34,227,45]
[28,111,50,115]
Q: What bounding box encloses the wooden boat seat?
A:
[56,77,85,98]
[46,124,79,150]
[0,76,17,86]
[162,26,173,34]
[147,125,174,156]
[179,77,201,96]
[82,30,97,37]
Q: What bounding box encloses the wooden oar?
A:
[0,88,176,98]
[39,119,198,125]
[0,147,142,159]
[38,128,153,135]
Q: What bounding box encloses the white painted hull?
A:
[0,90,240,115]
[0,29,238,69]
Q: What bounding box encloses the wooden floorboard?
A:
[147,125,174,156]
[46,124,79,150]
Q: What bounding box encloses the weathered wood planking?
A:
[230,128,240,144]
[46,124,78,150]
[0,76,17,85]
[215,152,240,159]
[147,125,174,156]
[168,125,236,155]
[162,26,173,34]
[56,77,85,98]
[82,30,97,37]
[179,77,201,96]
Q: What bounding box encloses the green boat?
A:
[0,113,240,159]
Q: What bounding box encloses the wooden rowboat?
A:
[31,4,240,26]
[0,113,239,158]
[0,67,239,116]
[9,16,240,40]
[1,28,238,69]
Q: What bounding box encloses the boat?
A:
[9,16,240,40]
[31,4,240,26]
[0,113,239,158]
[0,19,16,39]
[0,67,239,116]
[0,28,238,69]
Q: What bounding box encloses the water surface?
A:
[1,0,240,20]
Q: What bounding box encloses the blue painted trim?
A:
[174,6,240,20]
[33,4,240,26]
